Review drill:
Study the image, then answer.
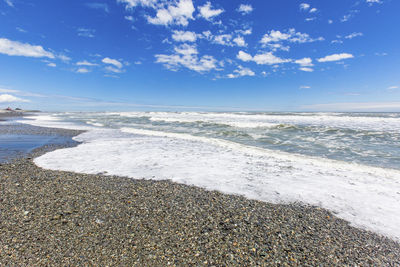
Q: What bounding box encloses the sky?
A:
[0,0,399,112]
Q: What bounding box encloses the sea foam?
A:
[21,114,400,242]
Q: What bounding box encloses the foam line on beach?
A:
[19,114,400,242]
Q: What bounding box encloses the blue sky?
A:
[0,0,399,111]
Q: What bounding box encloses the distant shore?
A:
[0,118,399,265]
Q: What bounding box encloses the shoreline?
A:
[1,119,399,265]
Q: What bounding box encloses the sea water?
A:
[19,112,400,241]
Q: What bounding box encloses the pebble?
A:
[0,121,399,266]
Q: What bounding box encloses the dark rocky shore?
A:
[1,122,399,266]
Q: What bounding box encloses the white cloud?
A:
[102,57,123,68]
[236,28,252,35]
[299,67,313,72]
[172,30,197,42]
[237,4,253,15]
[77,28,95,38]
[0,87,44,97]
[76,68,90,73]
[299,3,310,10]
[387,86,398,90]
[4,0,13,7]
[147,0,195,26]
[155,44,218,73]
[309,8,317,13]
[105,66,124,73]
[232,36,246,47]
[237,50,291,65]
[16,27,26,33]
[305,17,316,22]
[328,20,333,24]
[58,54,71,62]
[117,0,157,8]
[260,29,324,46]
[0,38,55,59]
[85,3,109,13]
[300,85,311,89]
[267,43,290,52]
[0,88,19,93]
[331,40,343,44]
[198,1,224,21]
[366,0,382,4]
[236,51,252,61]
[124,15,134,21]
[295,57,313,66]
[76,60,98,66]
[0,94,29,103]
[47,62,56,67]
[317,53,354,62]
[345,32,363,39]
[174,43,197,55]
[213,34,232,46]
[227,66,255,78]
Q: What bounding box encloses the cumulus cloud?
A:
[236,28,252,35]
[260,29,324,47]
[155,44,219,73]
[295,57,313,66]
[237,4,253,15]
[47,62,56,67]
[0,94,29,103]
[0,38,55,59]
[125,15,134,21]
[172,30,197,42]
[345,32,363,39]
[299,3,310,10]
[76,60,98,66]
[366,0,382,4]
[317,53,354,62]
[237,50,291,65]
[146,0,194,26]
[102,57,123,68]
[237,51,252,61]
[213,34,232,46]
[227,66,255,78]
[117,0,157,8]
[309,8,317,13]
[299,67,313,72]
[198,1,224,21]
[77,28,95,38]
[232,36,246,47]
[253,53,291,65]
[105,66,124,73]
[76,68,90,73]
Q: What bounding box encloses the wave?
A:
[19,113,400,241]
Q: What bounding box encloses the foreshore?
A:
[1,119,399,265]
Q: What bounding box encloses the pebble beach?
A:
[1,118,400,265]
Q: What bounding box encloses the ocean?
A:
[19,111,400,241]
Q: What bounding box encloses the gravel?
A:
[1,122,399,266]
